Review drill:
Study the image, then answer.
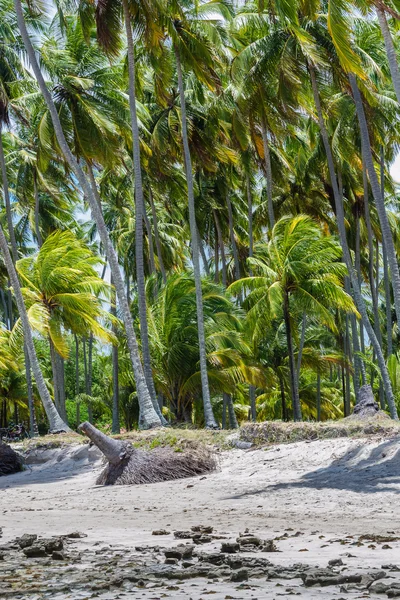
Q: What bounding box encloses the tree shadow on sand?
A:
[226,437,400,499]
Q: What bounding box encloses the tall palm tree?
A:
[230,215,357,421]
[13,0,162,428]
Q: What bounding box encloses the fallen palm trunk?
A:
[0,441,24,476]
[79,421,217,486]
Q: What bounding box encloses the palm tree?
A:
[163,2,234,428]
[13,0,162,428]
[16,230,115,420]
[230,215,358,421]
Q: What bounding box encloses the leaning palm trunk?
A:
[121,0,164,425]
[79,421,217,486]
[0,223,70,431]
[349,74,400,329]
[376,7,400,103]
[174,46,218,428]
[13,0,161,429]
[1,126,53,433]
[309,64,398,419]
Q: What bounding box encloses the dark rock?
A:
[198,552,225,566]
[23,544,47,558]
[191,525,213,534]
[52,551,65,560]
[328,558,344,567]
[152,529,170,536]
[164,544,194,560]
[173,531,193,539]
[369,580,400,594]
[192,534,212,544]
[64,531,87,539]
[226,557,243,570]
[382,564,400,572]
[0,552,4,560]
[221,542,240,554]
[42,537,63,553]
[237,534,262,547]
[182,560,195,568]
[262,540,278,552]
[230,568,249,582]
[302,568,362,587]
[165,557,179,565]
[16,534,37,549]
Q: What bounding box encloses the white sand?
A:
[1,435,400,598]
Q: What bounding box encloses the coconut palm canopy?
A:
[1,0,400,433]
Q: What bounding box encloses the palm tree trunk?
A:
[246,174,253,276]
[344,317,351,416]
[49,337,60,414]
[213,210,227,287]
[379,147,393,356]
[382,240,393,354]
[82,338,93,423]
[0,223,69,431]
[222,393,227,429]
[110,277,120,434]
[249,384,256,422]
[283,290,302,421]
[57,353,67,423]
[279,375,287,421]
[376,6,400,103]
[1,289,8,326]
[1,128,39,434]
[226,192,241,281]
[143,199,156,275]
[363,160,384,351]
[197,226,210,276]
[0,128,18,263]
[148,188,167,284]
[297,312,306,386]
[214,231,219,283]
[174,46,218,428]
[309,64,397,419]
[260,120,275,228]
[33,172,43,248]
[121,0,162,424]
[226,392,238,429]
[349,73,400,329]
[14,0,161,429]
[24,343,38,436]
[316,371,322,421]
[355,212,366,356]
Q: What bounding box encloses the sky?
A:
[390,155,400,184]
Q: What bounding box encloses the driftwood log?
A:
[79,422,217,486]
[0,441,24,476]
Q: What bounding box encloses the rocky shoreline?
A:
[2,525,400,599]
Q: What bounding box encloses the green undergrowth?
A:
[240,418,400,445]
[14,417,400,454]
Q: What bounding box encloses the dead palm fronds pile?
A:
[79,422,217,486]
[0,441,23,476]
